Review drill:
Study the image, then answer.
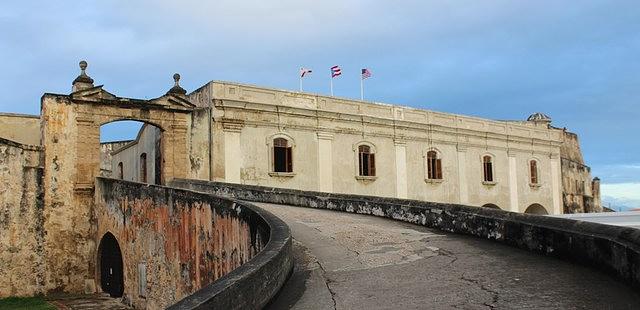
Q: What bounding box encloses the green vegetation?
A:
[0,297,55,310]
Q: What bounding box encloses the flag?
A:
[300,68,312,78]
[331,65,342,78]
[361,68,372,79]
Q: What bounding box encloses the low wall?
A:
[95,178,292,309]
[0,138,44,297]
[172,179,640,291]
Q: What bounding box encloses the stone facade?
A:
[184,81,600,215]
[0,113,41,146]
[0,138,44,297]
[103,81,601,216]
[100,140,133,177]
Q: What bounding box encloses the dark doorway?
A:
[99,232,124,297]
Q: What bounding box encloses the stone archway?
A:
[525,203,549,215]
[98,232,124,297]
[39,71,195,294]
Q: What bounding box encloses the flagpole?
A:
[360,77,364,100]
[330,77,334,96]
[300,76,303,92]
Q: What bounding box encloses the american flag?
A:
[331,65,342,78]
[300,68,312,78]
[361,68,372,79]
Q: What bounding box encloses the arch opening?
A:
[100,120,163,184]
[525,203,549,215]
[98,232,124,297]
[481,203,501,210]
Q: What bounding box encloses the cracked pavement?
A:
[261,203,640,310]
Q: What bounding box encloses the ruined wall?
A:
[0,138,44,297]
[0,113,41,146]
[560,131,601,213]
[94,178,269,309]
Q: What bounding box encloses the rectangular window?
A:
[483,156,493,182]
[530,161,538,184]
[273,138,292,173]
[140,153,147,183]
[359,149,375,176]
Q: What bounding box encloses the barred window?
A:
[358,145,376,176]
[530,160,538,184]
[273,138,292,173]
[426,151,443,180]
[483,155,494,182]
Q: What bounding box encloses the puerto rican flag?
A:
[361,68,372,79]
[331,65,342,78]
[300,68,312,78]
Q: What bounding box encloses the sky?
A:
[1,1,639,210]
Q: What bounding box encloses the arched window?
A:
[426,150,442,180]
[358,145,376,176]
[273,138,292,173]
[483,155,494,182]
[529,160,538,184]
[140,153,147,183]
[117,162,123,180]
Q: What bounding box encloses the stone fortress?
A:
[104,71,601,216]
[0,61,606,308]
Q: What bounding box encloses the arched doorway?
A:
[481,203,501,210]
[525,203,549,215]
[98,232,124,297]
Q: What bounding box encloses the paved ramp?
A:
[259,203,640,310]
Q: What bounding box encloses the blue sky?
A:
[1,1,639,209]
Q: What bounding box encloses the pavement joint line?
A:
[314,259,338,310]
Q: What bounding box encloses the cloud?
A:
[592,164,640,184]
[601,183,640,211]
[0,1,639,175]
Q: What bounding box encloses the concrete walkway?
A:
[260,203,640,310]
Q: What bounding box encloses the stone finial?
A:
[167,73,187,95]
[72,60,94,92]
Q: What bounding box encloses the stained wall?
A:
[94,178,267,309]
[0,139,44,297]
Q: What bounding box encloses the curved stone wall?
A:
[172,179,640,292]
[95,178,292,309]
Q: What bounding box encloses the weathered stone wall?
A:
[94,178,270,309]
[560,131,601,213]
[172,179,640,292]
[110,124,162,183]
[0,138,44,297]
[0,113,41,146]
[39,89,194,295]
[100,140,133,177]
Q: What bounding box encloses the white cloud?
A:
[601,183,640,200]
[601,183,640,211]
